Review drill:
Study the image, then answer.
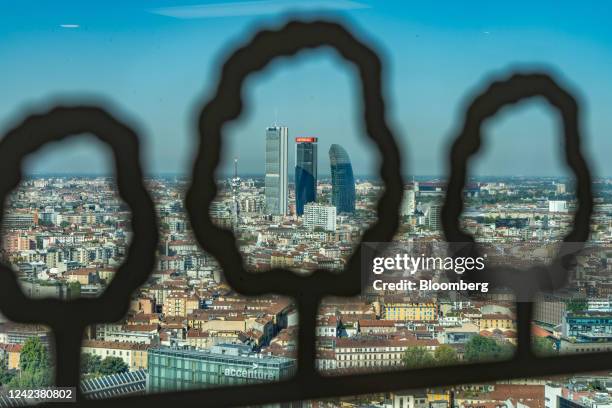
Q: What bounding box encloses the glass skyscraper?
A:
[265,126,288,215]
[329,144,356,214]
[295,137,318,216]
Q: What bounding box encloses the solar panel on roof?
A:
[79,370,147,400]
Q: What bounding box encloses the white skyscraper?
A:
[265,126,288,215]
[425,203,441,231]
[401,189,416,216]
[548,200,568,213]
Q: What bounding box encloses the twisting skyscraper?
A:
[295,137,318,216]
[265,126,288,215]
[329,144,356,214]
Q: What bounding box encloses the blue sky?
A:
[1,0,612,177]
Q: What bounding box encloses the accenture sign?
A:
[223,366,275,381]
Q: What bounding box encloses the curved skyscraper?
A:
[329,144,356,214]
[295,137,318,216]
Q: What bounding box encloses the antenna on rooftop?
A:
[274,108,278,126]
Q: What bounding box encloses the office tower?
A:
[556,182,566,194]
[303,203,336,232]
[239,196,263,214]
[401,189,416,216]
[265,126,288,215]
[295,137,318,216]
[329,144,356,214]
[425,203,441,231]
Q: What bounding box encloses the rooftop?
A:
[149,343,295,367]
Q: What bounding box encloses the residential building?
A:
[81,340,150,371]
[383,301,438,321]
[303,203,336,232]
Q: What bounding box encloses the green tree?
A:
[402,346,435,369]
[60,221,70,228]
[591,379,606,392]
[0,365,15,386]
[81,353,102,374]
[9,368,51,389]
[8,337,51,388]
[483,216,497,224]
[464,335,514,363]
[533,337,556,356]
[68,281,81,300]
[19,337,49,373]
[566,298,587,313]
[433,345,459,365]
[99,357,128,376]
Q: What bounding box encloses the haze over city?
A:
[2,1,612,406]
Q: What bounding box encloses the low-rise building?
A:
[147,344,296,391]
[383,301,437,321]
[81,340,150,370]
[0,343,22,370]
[334,336,439,370]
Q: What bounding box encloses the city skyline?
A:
[11,120,599,180]
[2,2,612,405]
[17,171,592,181]
[2,172,610,402]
